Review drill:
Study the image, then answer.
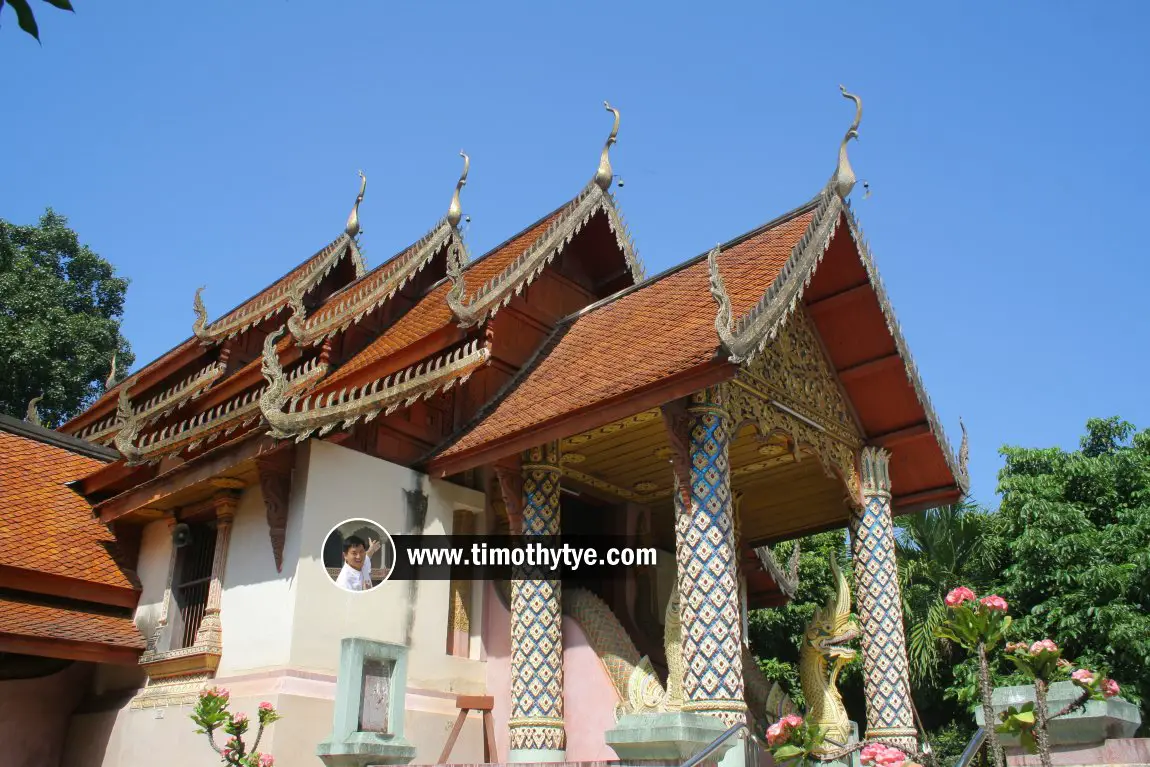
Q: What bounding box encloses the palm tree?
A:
[896,500,1003,685]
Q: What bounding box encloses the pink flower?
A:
[1029,639,1059,654]
[781,714,804,729]
[1102,679,1120,698]
[221,749,233,760]
[257,755,275,767]
[876,746,908,767]
[258,702,275,713]
[979,595,1008,612]
[1005,641,1028,653]
[766,722,786,746]
[1071,669,1095,685]
[233,713,249,726]
[945,587,977,607]
[860,743,884,766]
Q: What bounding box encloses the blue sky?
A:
[3,2,1147,506]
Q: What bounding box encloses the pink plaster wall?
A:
[483,581,621,761]
[0,662,92,767]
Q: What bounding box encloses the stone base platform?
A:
[1005,738,1150,767]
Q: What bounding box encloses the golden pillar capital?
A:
[859,445,892,498]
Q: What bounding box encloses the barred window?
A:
[174,523,215,649]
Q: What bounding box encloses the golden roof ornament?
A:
[345,170,366,238]
[832,85,862,200]
[192,286,209,339]
[593,101,621,191]
[958,417,970,479]
[113,378,143,461]
[447,151,470,229]
[105,351,118,389]
[25,394,43,426]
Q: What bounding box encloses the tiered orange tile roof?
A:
[0,592,144,651]
[433,205,816,461]
[0,418,138,593]
[323,210,563,386]
[0,414,144,662]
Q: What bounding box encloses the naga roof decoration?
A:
[112,352,326,465]
[705,84,967,494]
[258,325,491,442]
[447,102,642,328]
[191,173,370,345]
[25,394,43,426]
[74,360,227,445]
[287,159,468,347]
[708,86,862,364]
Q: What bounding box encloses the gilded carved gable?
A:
[727,308,861,497]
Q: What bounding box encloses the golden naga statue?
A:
[801,555,860,753]
[622,584,685,716]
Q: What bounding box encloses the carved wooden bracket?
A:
[255,446,295,572]
[659,399,693,509]
[493,458,524,536]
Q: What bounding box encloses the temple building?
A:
[1,91,967,767]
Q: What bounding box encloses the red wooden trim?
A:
[892,486,963,514]
[837,353,903,384]
[0,565,139,608]
[79,459,153,498]
[0,633,142,666]
[96,432,277,523]
[483,709,497,762]
[804,281,871,316]
[869,423,932,448]
[438,708,469,763]
[428,359,736,477]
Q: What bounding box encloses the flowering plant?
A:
[191,687,282,767]
[1069,667,1121,701]
[859,742,923,767]
[935,588,1012,651]
[1003,640,1065,682]
[764,714,827,765]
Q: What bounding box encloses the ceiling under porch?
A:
[554,406,853,606]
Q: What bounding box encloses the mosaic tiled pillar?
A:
[193,491,238,650]
[673,388,746,727]
[850,447,917,751]
[509,441,565,761]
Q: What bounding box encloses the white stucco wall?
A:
[132,518,173,644]
[73,441,490,767]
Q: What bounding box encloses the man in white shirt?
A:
[334,535,381,592]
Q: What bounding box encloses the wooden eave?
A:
[0,566,139,609]
[0,632,143,667]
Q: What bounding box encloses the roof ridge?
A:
[560,194,822,323]
[0,413,120,461]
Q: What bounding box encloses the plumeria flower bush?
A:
[935,587,1013,767]
[997,639,1123,767]
[764,714,827,766]
[859,742,923,767]
[191,687,282,767]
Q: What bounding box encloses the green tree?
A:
[897,501,1005,686]
[0,0,73,42]
[994,417,1150,721]
[0,209,133,426]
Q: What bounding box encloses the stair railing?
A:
[680,721,765,767]
[954,727,988,767]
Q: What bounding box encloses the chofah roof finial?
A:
[106,351,118,390]
[958,417,970,480]
[345,170,367,238]
[593,101,621,191]
[448,151,470,229]
[832,85,862,199]
[192,286,209,339]
[25,394,43,426]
